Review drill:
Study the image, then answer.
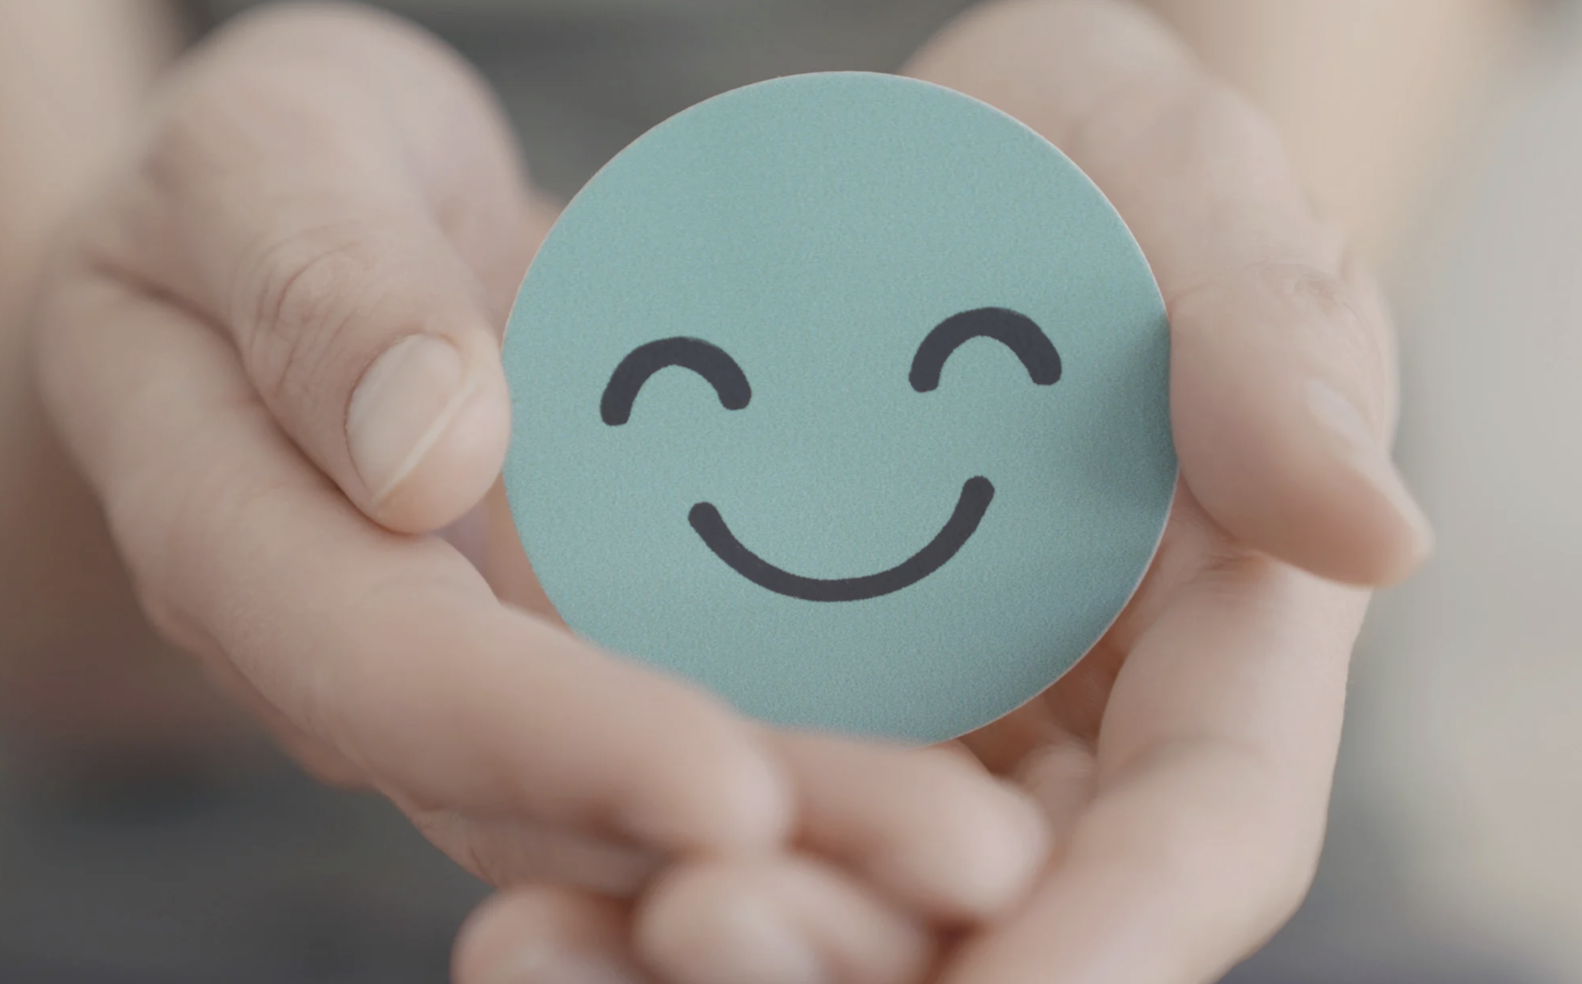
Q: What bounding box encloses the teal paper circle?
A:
[503,72,1175,743]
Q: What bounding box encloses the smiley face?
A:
[602,307,1058,602]
[503,73,1176,742]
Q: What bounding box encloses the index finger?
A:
[32,262,794,861]
[906,0,1431,585]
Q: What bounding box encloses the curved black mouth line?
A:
[687,477,995,603]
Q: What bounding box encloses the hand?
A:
[29,0,1049,924]
[451,2,1432,984]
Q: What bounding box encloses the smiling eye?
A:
[601,336,752,425]
[909,308,1061,393]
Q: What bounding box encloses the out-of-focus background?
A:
[1,1,1579,981]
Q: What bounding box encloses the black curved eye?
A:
[909,308,1061,393]
[601,337,752,426]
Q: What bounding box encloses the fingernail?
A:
[1305,380,1434,552]
[709,893,826,984]
[347,334,479,502]
[485,945,647,984]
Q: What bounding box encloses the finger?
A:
[1008,734,1099,841]
[774,733,1049,923]
[455,887,653,984]
[93,4,535,534]
[637,857,935,984]
[413,810,664,896]
[939,550,1362,984]
[33,271,793,862]
[905,0,1431,585]
[196,650,371,789]
[445,729,1054,910]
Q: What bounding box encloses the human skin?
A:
[455,3,1519,984]
[1145,0,1535,271]
[25,0,1054,929]
[0,0,237,764]
[2,0,1521,760]
[0,0,1521,983]
[29,3,1420,983]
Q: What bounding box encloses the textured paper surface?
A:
[502,72,1175,741]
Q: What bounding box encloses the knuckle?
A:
[238,224,378,407]
[1266,264,1363,337]
[141,66,331,208]
[1176,83,1290,185]
[140,98,242,206]
[140,73,402,418]
[1260,262,1395,406]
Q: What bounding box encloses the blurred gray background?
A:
[2,1,1579,981]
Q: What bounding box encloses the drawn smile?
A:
[687,477,995,602]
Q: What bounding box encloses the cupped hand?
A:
[454,2,1433,984]
[29,0,1048,923]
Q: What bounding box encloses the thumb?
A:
[905,0,1431,585]
[1169,253,1432,585]
[95,5,531,533]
